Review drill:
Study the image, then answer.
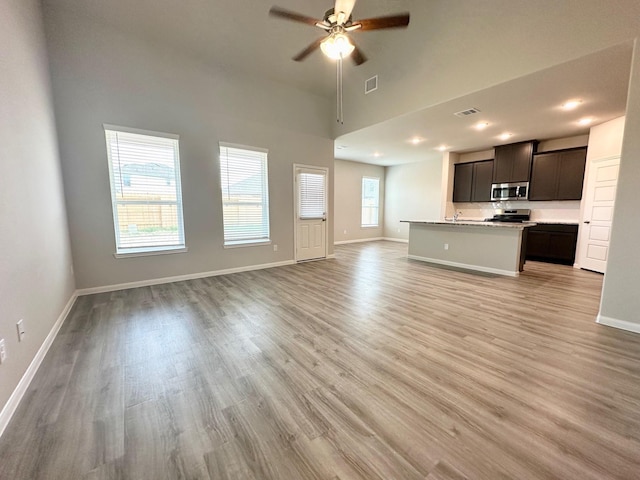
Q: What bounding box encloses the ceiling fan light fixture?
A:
[320,32,355,59]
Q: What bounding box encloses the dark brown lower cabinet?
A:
[525,224,579,265]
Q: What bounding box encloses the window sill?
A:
[224,239,271,249]
[114,246,188,259]
[361,225,380,229]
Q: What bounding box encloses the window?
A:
[219,143,270,246]
[104,126,185,256]
[361,176,380,227]
[297,171,326,220]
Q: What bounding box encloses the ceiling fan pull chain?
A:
[337,55,344,124]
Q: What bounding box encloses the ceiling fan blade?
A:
[351,44,367,66]
[334,0,356,24]
[292,37,324,62]
[269,6,320,26]
[355,13,410,31]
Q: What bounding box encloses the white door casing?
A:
[578,156,620,273]
[294,165,327,261]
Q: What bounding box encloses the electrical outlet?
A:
[273,244,278,252]
[17,319,25,342]
[397,228,401,233]
[0,339,6,364]
[343,230,347,234]
[444,243,449,250]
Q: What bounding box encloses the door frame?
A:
[293,164,329,262]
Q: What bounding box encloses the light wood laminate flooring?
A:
[1,241,640,479]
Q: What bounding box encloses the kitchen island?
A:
[401,220,535,276]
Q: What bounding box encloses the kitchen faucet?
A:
[453,211,462,221]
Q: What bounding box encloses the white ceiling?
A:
[46,1,631,166]
[335,42,632,166]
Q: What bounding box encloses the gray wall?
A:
[599,41,640,328]
[334,160,385,243]
[43,6,334,289]
[0,0,75,418]
[383,159,444,240]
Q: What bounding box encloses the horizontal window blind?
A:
[362,177,380,227]
[105,128,185,253]
[219,144,270,244]
[298,172,326,219]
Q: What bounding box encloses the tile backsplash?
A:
[448,200,581,223]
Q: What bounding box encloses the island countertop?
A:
[403,220,533,276]
[400,220,537,229]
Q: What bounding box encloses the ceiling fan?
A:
[268,0,410,65]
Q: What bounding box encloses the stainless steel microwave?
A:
[491,182,529,201]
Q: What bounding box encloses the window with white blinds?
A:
[361,176,380,227]
[104,126,185,255]
[298,172,326,219]
[219,143,270,245]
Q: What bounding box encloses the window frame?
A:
[361,176,381,228]
[218,142,271,248]
[104,124,187,258]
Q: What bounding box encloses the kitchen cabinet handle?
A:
[584,220,591,224]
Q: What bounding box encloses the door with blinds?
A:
[295,166,327,261]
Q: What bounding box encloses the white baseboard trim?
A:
[334,237,384,245]
[0,292,78,439]
[327,253,336,259]
[382,237,409,244]
[596,313,640,334]
[77,260,296,296]
[407,254,519,277]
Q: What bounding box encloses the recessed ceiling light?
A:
[436,145,448,152]
[474,122,490,130]
[409,136,425,145]
[373,152,383,157]
[561,99,582,110]
[578,117,593,126]
[498,133,513,141]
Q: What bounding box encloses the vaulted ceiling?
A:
[45,0,411,98]
[44,0,635,165]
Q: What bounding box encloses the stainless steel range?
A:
[486,209,531,223]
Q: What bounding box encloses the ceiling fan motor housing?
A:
[323,8,354,27]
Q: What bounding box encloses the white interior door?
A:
[295,166,327,261]
[579,156,620,273]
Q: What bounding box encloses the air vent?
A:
[365,75,378,94]
[454,107,481,118]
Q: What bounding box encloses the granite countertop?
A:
[400,220,537,229]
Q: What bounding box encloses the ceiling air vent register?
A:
[365,75,378,94]
[454,107,481,118]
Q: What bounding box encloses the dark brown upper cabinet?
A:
[453,160,494,203]
[453,162,473,203]
[492,140,538,183]
[529,147,587,201]
[471,160,494,202]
